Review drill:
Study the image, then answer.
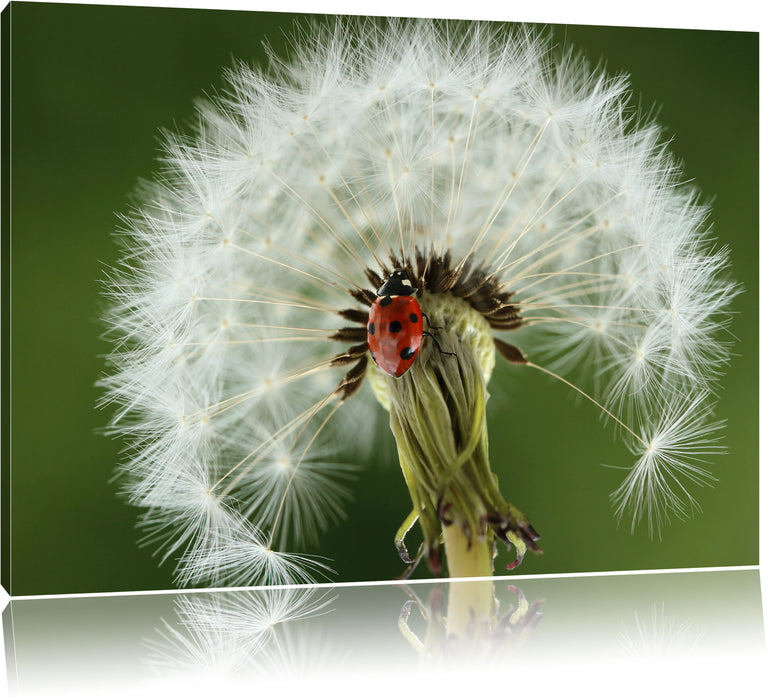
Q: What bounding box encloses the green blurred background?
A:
[5,2,758,595]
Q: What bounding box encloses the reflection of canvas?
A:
[2,570,765,693]
[3,3,758,595]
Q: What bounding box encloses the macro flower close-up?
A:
[99,16,740,587]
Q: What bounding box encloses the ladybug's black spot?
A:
[400,347,415,360]
[389,320,402,333]
[409,312,419,324]
[368,322,375,335]
[379,296,393,307]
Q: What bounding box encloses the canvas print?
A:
[1,2,758,596]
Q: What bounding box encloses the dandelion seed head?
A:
[102,18,737,585]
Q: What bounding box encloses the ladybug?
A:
[367,269,454,377]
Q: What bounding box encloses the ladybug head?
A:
[377,269,417,297]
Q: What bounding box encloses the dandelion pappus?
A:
[367,269,455,378]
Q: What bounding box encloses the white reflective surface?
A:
[2,569,767,698]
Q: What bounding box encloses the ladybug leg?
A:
[421,312,442,331]
[422,331,457,359]
[420,311,456,359]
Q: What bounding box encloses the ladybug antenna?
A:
[377,269,416,297]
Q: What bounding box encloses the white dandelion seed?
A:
[619,603,703,659]
[145,587,335,677]
[611,391,726,536]
[101,18,736,585]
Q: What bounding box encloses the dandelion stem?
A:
[371,292,540,577]
[443,524,493,578]
[446,573,497,639]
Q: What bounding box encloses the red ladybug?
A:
[367,269,453,378]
